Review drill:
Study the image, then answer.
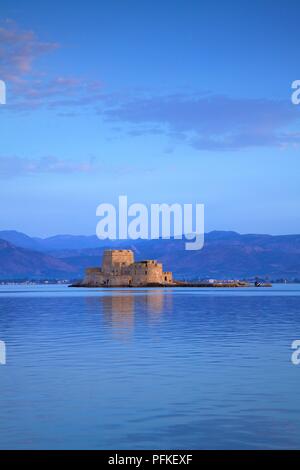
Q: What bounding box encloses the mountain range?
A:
[0,230,299,280]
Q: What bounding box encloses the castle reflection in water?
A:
[85,289,173,338]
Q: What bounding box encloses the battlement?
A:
[136,260,158,265]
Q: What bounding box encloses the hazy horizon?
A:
[1,227,300,239]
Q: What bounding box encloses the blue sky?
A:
[0,0,300,236]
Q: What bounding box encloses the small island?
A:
[71,249,261,288]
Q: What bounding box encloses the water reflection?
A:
[85,289,173,338]
[102,294,135,336]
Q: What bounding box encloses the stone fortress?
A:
[74,249,256,289]
[82,249,173,287]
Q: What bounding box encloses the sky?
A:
[0,0,300,237]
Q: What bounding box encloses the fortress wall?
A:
[163,271,173,284]
[84,268,104,286]
[84,269,131,287]
[107,275,132,287]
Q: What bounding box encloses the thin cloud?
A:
[9,76,103,111]
[103,93,300,150]
[2,21,300,151]
[0,19,59,81]
[0,155,155,179]
[0,20,103,110]
[0,155,95,178]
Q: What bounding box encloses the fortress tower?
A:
[102,249,134,273]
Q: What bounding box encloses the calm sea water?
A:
[0,284,299,450]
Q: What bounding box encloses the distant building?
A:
[82,249,173,287]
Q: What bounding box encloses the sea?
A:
[0,284,299,449]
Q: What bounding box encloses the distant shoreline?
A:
[3,280,297,286]
[70,281,272,288]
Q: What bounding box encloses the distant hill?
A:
[0,230,127,251]
[0,231,43,251]
[0,239,78,280]
[0,230,300,280]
